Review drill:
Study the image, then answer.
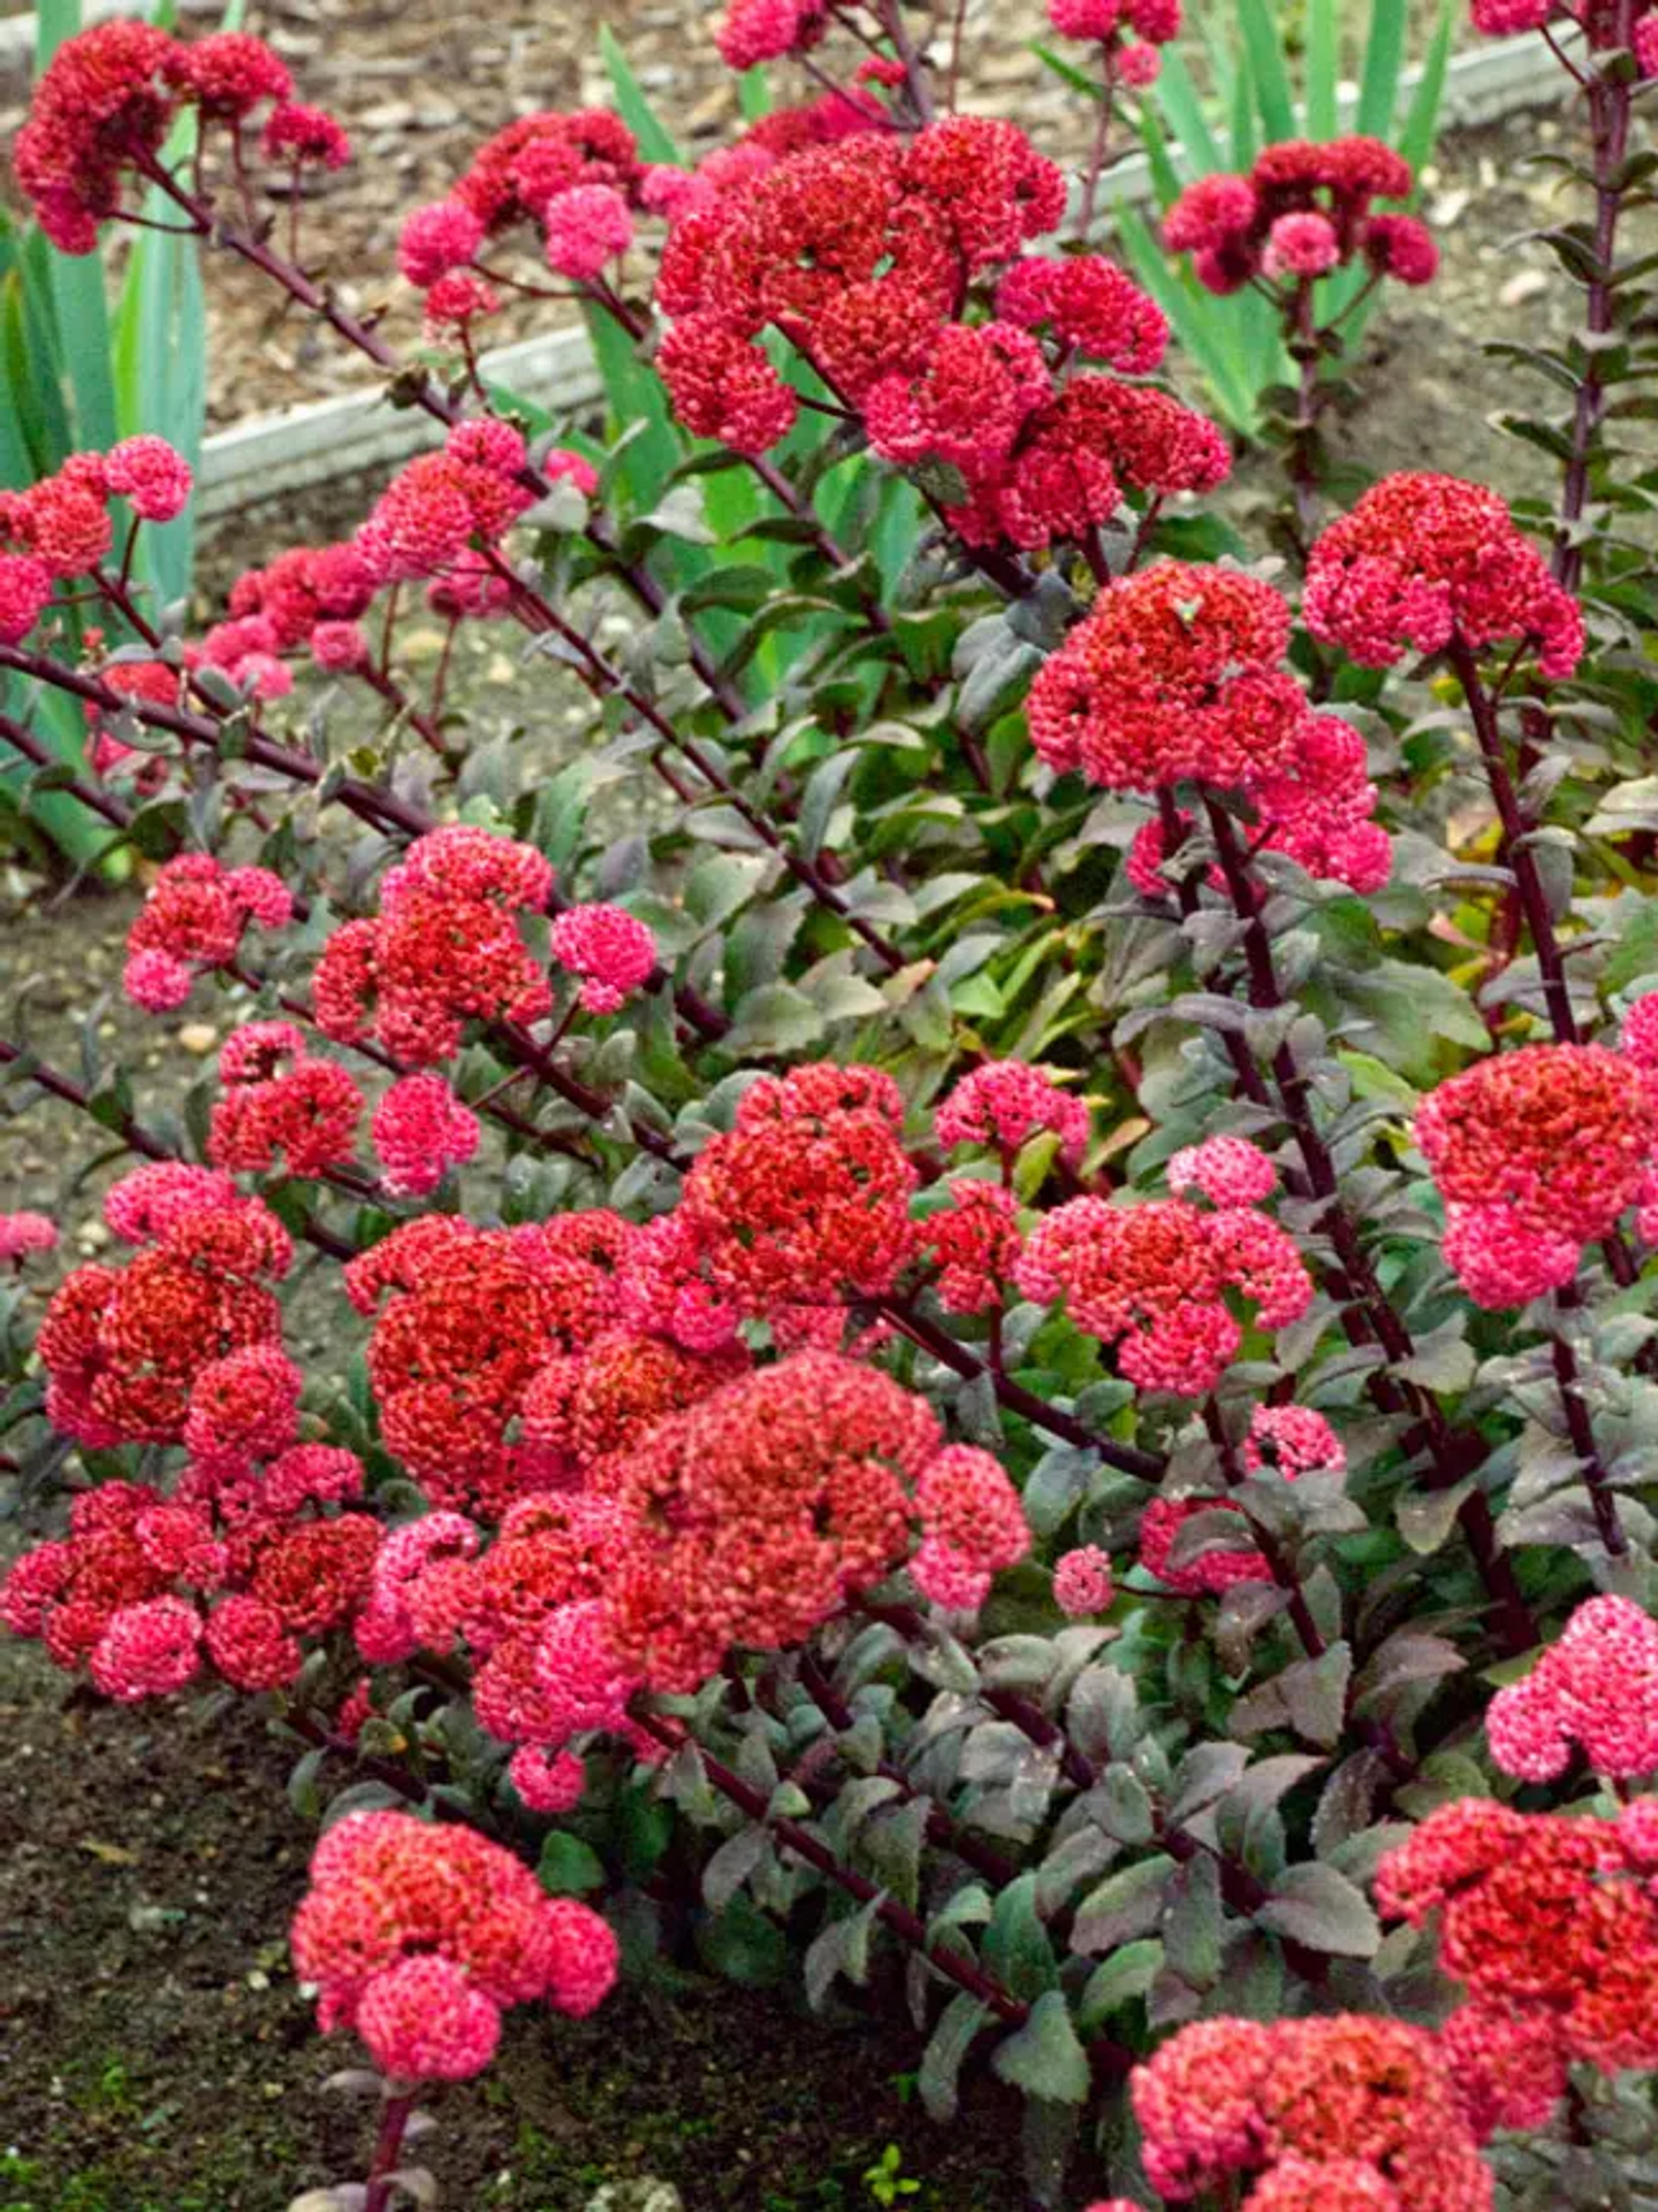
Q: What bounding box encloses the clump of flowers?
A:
[1414,1043,1656,1306]
[0,1211,57,1265]
[1304,472,1585,678]
[1131,2012,1493,2205]
[1014,1195,1312,1393]
[1164,137,1435,298]
[1378,1798,1658,2138]
[371,1074,482,1196]
[551,903,658,1014]
[1485,1593,1658,1781]
[599,1350,1025,1690]
[680,1063,919,1325]
[1043,0,1182,83]
[208,1022,365,1180]
[123,852,292,1011]
[312,824,554,1064]
[291,1811,617,2082]
[934,1059,1089,1170]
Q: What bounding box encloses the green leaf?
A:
[1077,1939,1163,2028]
[1306,0,1338,140]
[919,1992,990,2123]
[1256,1861,1380,1958]
[1398,2,1455,182]
[598,24,683,165]
[1356,0,1408,141]
[721,980,825,1056]
[981,1872,1059,2001]
[990,1991,1090,2106]
[537,1832,606,1895]
[1237,0,1297,146]
[1150,44,1223,175]
[697,1893,788,1987]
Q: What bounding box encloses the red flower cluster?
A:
[521,1327,749,1492]
[311,824,554,1065]
[1138,1494,1269,1595]
[680,1063,919,1322]
[35,1172,289,1451]
[1014,1195,1312,1394]
[1131,2012,1493,2207]
[1378,1798,1658,2136]
[603,1350,1024,1686]
[1485,1594,1658,1782]
[208,1021,364,1180]
[1026,562,1300,792]
[291,1811,617,2082]
[715,0,827,71]
[354,421,535,583]
[926,1179,1023,1315]
[123,852,292,1012]
[0,1210,57,1264]
[1164,137,1435,298]
[14,22,335,252]
[1472,0,1658,71]
[1304,472,1585,678]
[351,1212,632,1512]
[1414,1042,1655,1306]
[652,117,1224,548]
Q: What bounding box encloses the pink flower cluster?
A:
[291,1811,616,2082]
[551,902,658,1014]
[371,1074,481,1196]
[1486,1594,1658,1781]
[1378,1797,1658,2138]
[934,1059,1090,1166]
[1131,2012,1492,2207]
[1471,0,1658,78]
[715,0,827,71]
[0,437,193,647]
[123,852,292,1012]
[1014,1195,1312,1394]
[1044,0,1181,85]
[1304,472,1585,679]
[312,824,554,1065]
[1414,1042,1656,1306]
[0,1211,57,1264]
[1164,137,1435,298]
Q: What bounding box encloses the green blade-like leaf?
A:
[48,256,117,455]
[1237,0,1297,146]
[1133,104,1187,214]
[34,0,81,68]
[1306,0,1339,140]
[1229,44,1259,172]
[1356,0,1408,140]
[1113,200,1256,433]
[1398,1,1455,181]
[1149,42,1222,177]
[738,63,772,122]
[1031,40,1108,105]
[599,23,683,165]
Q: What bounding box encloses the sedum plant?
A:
[4,3,1658,2208]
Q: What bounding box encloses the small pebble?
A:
[178,1023,218,1055]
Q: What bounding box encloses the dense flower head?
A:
[203,1593,303,1690]
[542,183,635,280]
[358,1215,629,1512]
[910,1443,1031,1609]
[655,312,801,455]
[311,826,554,1065]
[291,1811,617,2081]
[1378,1800,1658,2128]
[1167,1134,1276,1207]
[103,435,193,523]
[183,1343,303,1472]
[1244,1403,1345,1479]
[399,197,487,287]
[1305,472,1585,678]
[13,21,181,252]
[1415,1043,1655,1303]
[1053,1543,1114,1616]
[36,1187,288,1453]
[521,1329,748,1490]
[926,1179,1023,1315]
[162,31,291,119]
[864,321,1053,473]
[0,1210,58,1264]
[996,253,1169,375]
[123,853,292,1011]
[715,0,828,69]
[451,109,644,237]
[8,468,115,580]
[550,902,658,1014]
[1025,563,1301,792]
[1263,211,1341,279]
[357,447,534,581]
[1047,0,1183,45]
[935,1060,1089,1164]
[89,1594,203,1702]
[0,553,53,645]
[1015,1194,1311,1394]
[1132,2013,1491,2206]
[603,1351,947,1690]
[209,1043,365,1180]
[262,100,351,170]
[1486,1594,1658,1781]
[371,1074,482,1196]
[678,1065,917,1319]
[1361,212,1439,286]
